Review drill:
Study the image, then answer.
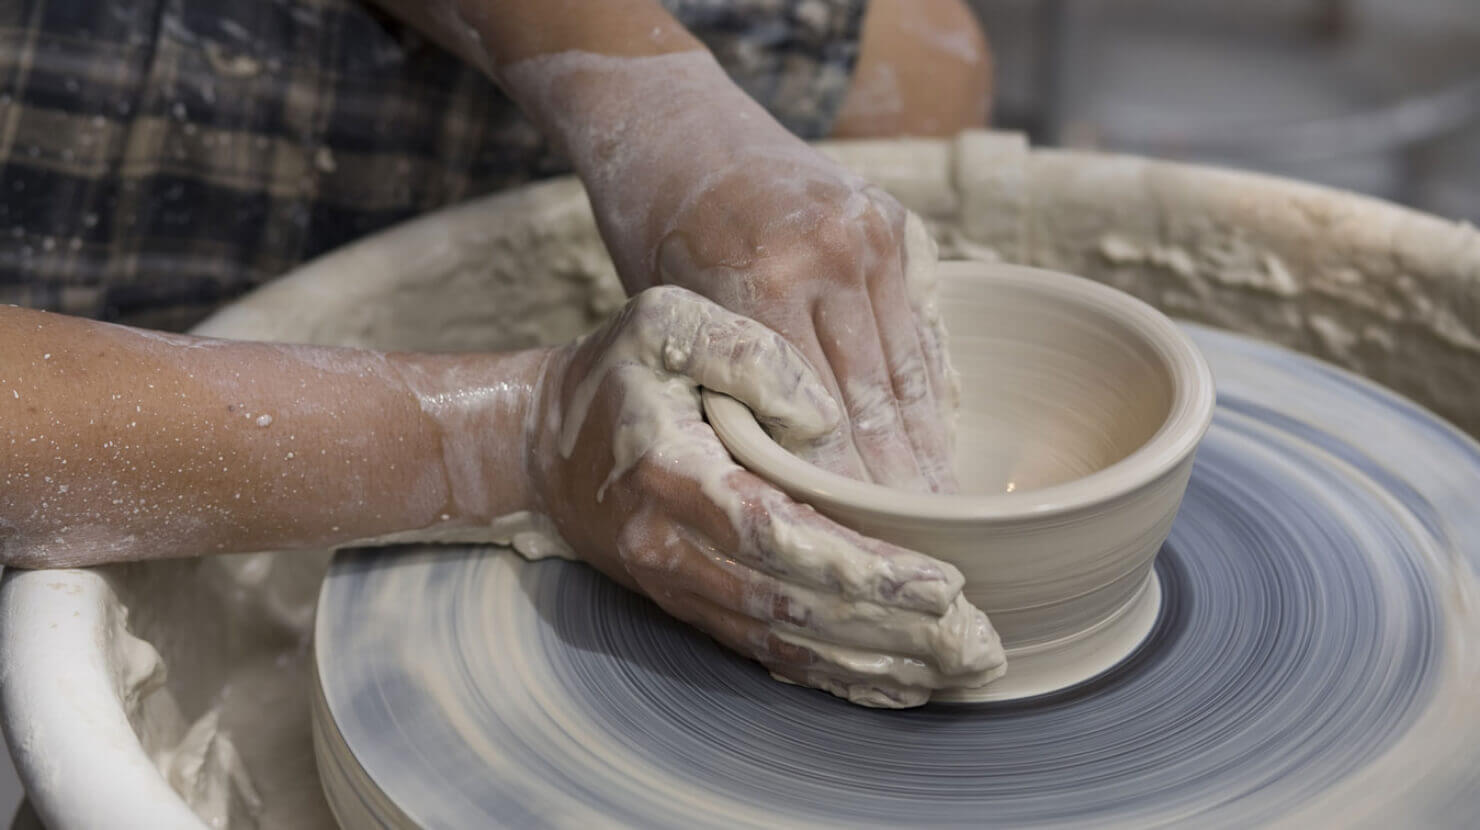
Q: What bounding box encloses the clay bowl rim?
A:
[703,262,1217,523]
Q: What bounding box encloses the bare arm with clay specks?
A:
[0,291,1003,707]
[369,0,971,492]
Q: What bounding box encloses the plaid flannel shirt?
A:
[0,0,865,331]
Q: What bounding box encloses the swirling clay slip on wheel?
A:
[310,264,1480,828]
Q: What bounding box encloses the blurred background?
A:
[973,0,1480,224]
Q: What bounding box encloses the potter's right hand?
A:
[524,286,1004,707]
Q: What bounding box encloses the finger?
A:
[632,285,840,445]
[735,475,963,614]
[625,521,998,672]
[761,315,873,480]
[915,310,959,438]
[813,291,930,489]
[672,592,938,708]
[770,624,1005,691]
[611,399,964,615]
[900,211,962,479]
[658,588,820,670]
[868,254,959,493]
[646,453,966,615]
[764,660,930,709]
[898,211,959,412]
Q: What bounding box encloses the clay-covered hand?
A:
[648,155,960,493]
[523,286,1003,707]
[505,49,958,492]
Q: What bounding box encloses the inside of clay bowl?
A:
[948,272,1177,496]
[703,261,1215,700]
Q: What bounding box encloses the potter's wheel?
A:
[310,325,1480,828]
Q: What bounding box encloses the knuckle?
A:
[617,513,684,575]
[628,285,696,337]
[808,216,864,266]
[859,189,905,235]
[743,261,803,305]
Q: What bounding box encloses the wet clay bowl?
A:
[703,261,1216,700]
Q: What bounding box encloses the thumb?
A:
[635,286,840,444]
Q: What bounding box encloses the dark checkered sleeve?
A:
[0,0,867,331]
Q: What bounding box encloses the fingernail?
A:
[894,576,955,615]
[784,386,841,442]
[956,606,1006,675]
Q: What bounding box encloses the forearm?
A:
[0,307,546,567]
[367,0,798,290]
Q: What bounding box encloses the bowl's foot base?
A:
[936,572,1162,703]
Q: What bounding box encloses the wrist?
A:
[503,48,800,289]
[388,348,552,526]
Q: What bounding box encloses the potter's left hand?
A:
[523,286,1004,707]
